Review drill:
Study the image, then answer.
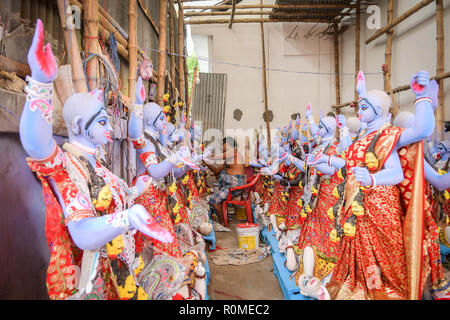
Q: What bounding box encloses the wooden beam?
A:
[0,55,31,78]
[365,0,434,45]
[183,4,349,10]
[137,0,160,37]
[436,0,445,140]
[260,1,271,151]
[157,0,168,106]
[187,18,337,25]
[57,0,88,93]
[228,0,237,29]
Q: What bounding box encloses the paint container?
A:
[236,223,259,250]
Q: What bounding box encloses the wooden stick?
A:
[436,0,445,140]
[128,0,138,99]
[260,1,271,151]
[137,0,160,37]
[57,0,88,93]
[83,0,100,89]
[384,0,398,116]
[365,0,433,45]
[98,3,129,40]
[157,0,168,106]
[177,0,185,103]
[228,0,237,29]
[187,18,337,25]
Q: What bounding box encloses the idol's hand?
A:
[306,152,326,166]
[27,19,58,84]
[135,76,146,105]
[410,71,430,99]
[336,114,346,129]
[305,103,312,119]
[128,204,173,243]
[428,79,439,112]
[351,166,372,187]
[356,71,366,98]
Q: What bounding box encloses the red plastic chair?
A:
[222,174,261,227]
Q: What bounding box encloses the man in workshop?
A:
[203,137,246,226]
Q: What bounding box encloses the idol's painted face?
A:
[152,111,167,133]
[84,109,113,146]
[299,274,322,297]
[317,122,329,138]
[357,98,379,124]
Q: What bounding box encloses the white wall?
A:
[190,0,450,139]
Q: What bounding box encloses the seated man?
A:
[203,137,246,225]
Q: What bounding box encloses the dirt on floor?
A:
[205,217,284,300]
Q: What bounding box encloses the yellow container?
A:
[235,206,247,220]
[236,223,259,250]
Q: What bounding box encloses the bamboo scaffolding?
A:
[187,18,337,25]
[186,65,198,129]
[436,0,445,140]
[157,0,168,106]
[57,0,88,93]
[228,0,237,29]
[83,0,100,89]
[98,3,129,41]
[128,0,138,99]
[365,0,434,45]
[260,1,271,150]
[331,71,450,110]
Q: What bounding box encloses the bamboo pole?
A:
[354,0,360,102]
[334,24,341,108]
[98,3,129,40]
[183,4,349,10]
[83,0,100,89]
[384,0,398,117]
[187,18,336,25]
[57,0,88,93]
[260,1,271,150]
[157,0,168,106]
[436,0,445,140]
[128,0,138,99]
[365,0,434,45]
[228,0,237,29]
[169,1,176,90]
[332,71,450,110]
[177,0,185,104]
[186,65,197,129]
[184,10,348,17]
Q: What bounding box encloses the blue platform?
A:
[260,226,309,300]
[441,244,450,264]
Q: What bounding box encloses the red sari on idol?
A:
[327,124,425,300]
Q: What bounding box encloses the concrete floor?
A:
[206,217,284,300]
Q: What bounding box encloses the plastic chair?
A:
[222,174,261,227]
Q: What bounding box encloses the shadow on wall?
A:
[0,133,49,299]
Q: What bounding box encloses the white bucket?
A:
[236,223,260,250]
